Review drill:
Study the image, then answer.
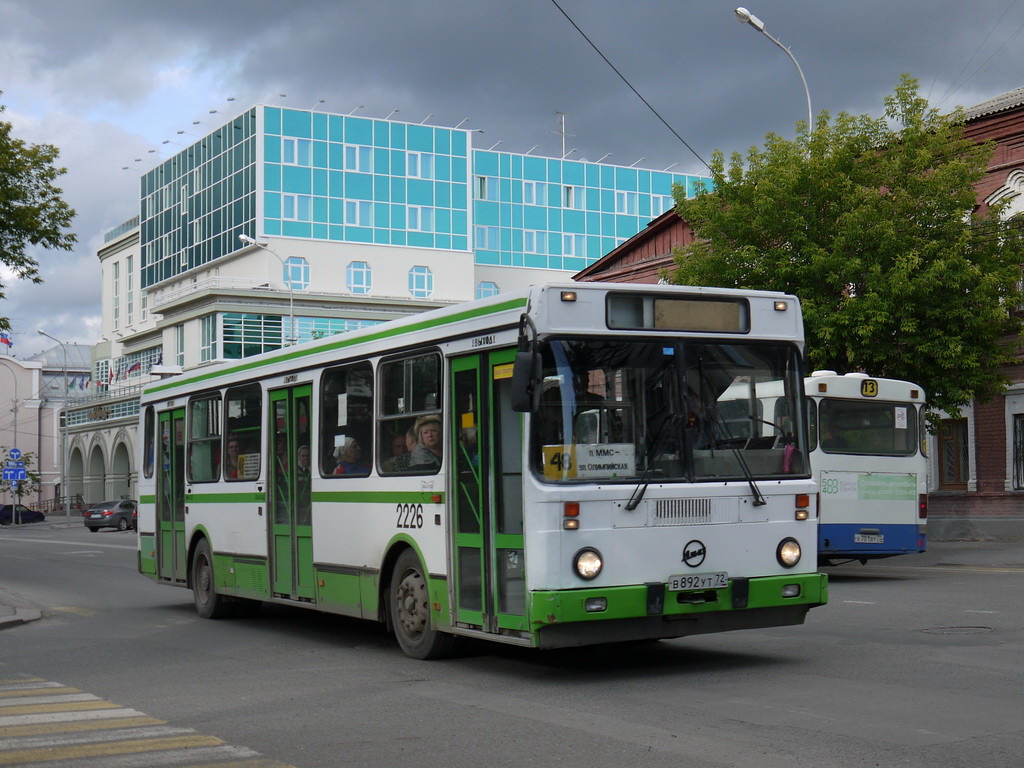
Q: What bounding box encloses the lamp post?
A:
[38,330,69,518]
[0,360,18,520]
[239,235,296,346]
[734,7,813,134]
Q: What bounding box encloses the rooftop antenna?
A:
[553,111,574,161]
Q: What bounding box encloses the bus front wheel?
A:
[389,549,457,660]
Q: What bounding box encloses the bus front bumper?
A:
[528,572,827,648]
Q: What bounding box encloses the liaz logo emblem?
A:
[682,540,706,568]
[861,379,878,397]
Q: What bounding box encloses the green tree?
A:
[669,75,1024,418]
[0,94,76,332]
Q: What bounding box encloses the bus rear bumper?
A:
[819,523,926,559]
[528,572,827,649]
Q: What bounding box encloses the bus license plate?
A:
[854,534,884,544]
[668,572,728,591]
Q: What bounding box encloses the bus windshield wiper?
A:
[625,412,680,511]
[707,410,767,506]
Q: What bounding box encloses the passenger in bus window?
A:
[297,445,311,474]
[382,428,413,473]
[333,437,368,475]
[225,436,242,479]
[409,415,442,470]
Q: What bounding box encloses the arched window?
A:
[476,281,499,299]
[283,257,309,290]
[408,266,433,298]
[346,261,372,294]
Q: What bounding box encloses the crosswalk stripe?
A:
[0,707,140,728]
[0,701,122,718]
[0,694,96,708]
[0,685,63,694]
[0,688,80,700]
[0,680,43,687]
[0,733,225,765]
[9,744,260,768]
[0,716,164,738]
[0,724,193,750]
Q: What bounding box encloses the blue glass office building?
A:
[140,106,709,291]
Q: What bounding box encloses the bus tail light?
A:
[795,494,810,520]
[563,501,580,530]
[918,494,928,519]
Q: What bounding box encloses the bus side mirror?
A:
[511,349,540,413]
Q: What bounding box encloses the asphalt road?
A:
[1,522,1022,768]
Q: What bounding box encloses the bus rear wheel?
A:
[191,539,234,619]
[389,549,457,660]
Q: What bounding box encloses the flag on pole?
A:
[0,331,12,348]
[126,361,142,376]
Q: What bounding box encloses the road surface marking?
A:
[50,607,97,618]
[0,676,296,768]
[0,538,134,550]
[843,600,875,605]
[59,551,103,556]
[964,609,999,614]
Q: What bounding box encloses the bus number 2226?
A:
[396,503,424,529]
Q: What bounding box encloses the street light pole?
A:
[0,360,18,521]
[239,235,296,346]
[734,7,813,135]
[38,330,69,519]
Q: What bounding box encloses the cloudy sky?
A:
[3,0,1023,357]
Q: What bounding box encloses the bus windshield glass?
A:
[818,399,919,456]
[533,339,807,483]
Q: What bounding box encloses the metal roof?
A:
[26,343,92,371]
[963,85,1024,121]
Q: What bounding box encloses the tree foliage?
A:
[0,93,76,331]
[668,75,1024,418]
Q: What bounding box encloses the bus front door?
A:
[450,350,526,634]
[157,408,186,582]
[268,385,315,601]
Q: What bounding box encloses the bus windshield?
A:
[533,339,808,483]
[818,399,919,456]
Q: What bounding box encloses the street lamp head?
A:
[734,7,765,31]
[238,234,255,244]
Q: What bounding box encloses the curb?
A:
[0,608,42,630]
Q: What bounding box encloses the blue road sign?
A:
[8,448,21,460]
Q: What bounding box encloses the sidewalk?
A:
[0,596,41,630]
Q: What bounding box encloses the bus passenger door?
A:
[157,408,186,582]
[268,385,315,601]
[450,350,526,633]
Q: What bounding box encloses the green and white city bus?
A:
[136,282,827,658]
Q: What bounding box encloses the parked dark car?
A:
[83,500,137,532]
[0,504,46,526]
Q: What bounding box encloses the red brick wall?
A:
[973,398,1007,492]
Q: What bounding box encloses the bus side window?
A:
[320,363,373,478]
[143,406,155,479]
[188,396,222,483]
[806,399,818,452]
[378,353,441,475]
[225,384,262,481]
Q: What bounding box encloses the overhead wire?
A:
[548,0,712,173]
[937,0,1018,107]
[941,13,1024,107]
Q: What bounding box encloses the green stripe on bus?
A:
[312,491,445,504]
[187,492,265,503]
[139,495,156,504]
[145,297,528,396]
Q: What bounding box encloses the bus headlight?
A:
[776,538,801,568]
[573,548,603,580]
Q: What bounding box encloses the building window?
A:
[175,325,185,367]
[141,292,148,322]
[615,191,638,215]
[408,266,433,298]
[344,144,372,172]
[476,281,499,299]
[475,225,499,250]
[563,185,583,210]
[938,417,969,491]
[524,230,546,254]
[408,206,434,233]
[345,200,372,227]
[200,314,218,363]
[282,138,311,166]
[408,152,435,180]
[222,313,283,359]
[283,257,310,290]
[346,261,372,294]
[475,175,498,201]
[283,194,311,222]
[651,194,674,214]
[126,255,134,326]
[563,233,585,258]
[1014,414,1024,490]
[523,180,545,206]
[112,261,120,329]
[294,316,380,343]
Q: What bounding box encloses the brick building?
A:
[575,85,1024,539]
